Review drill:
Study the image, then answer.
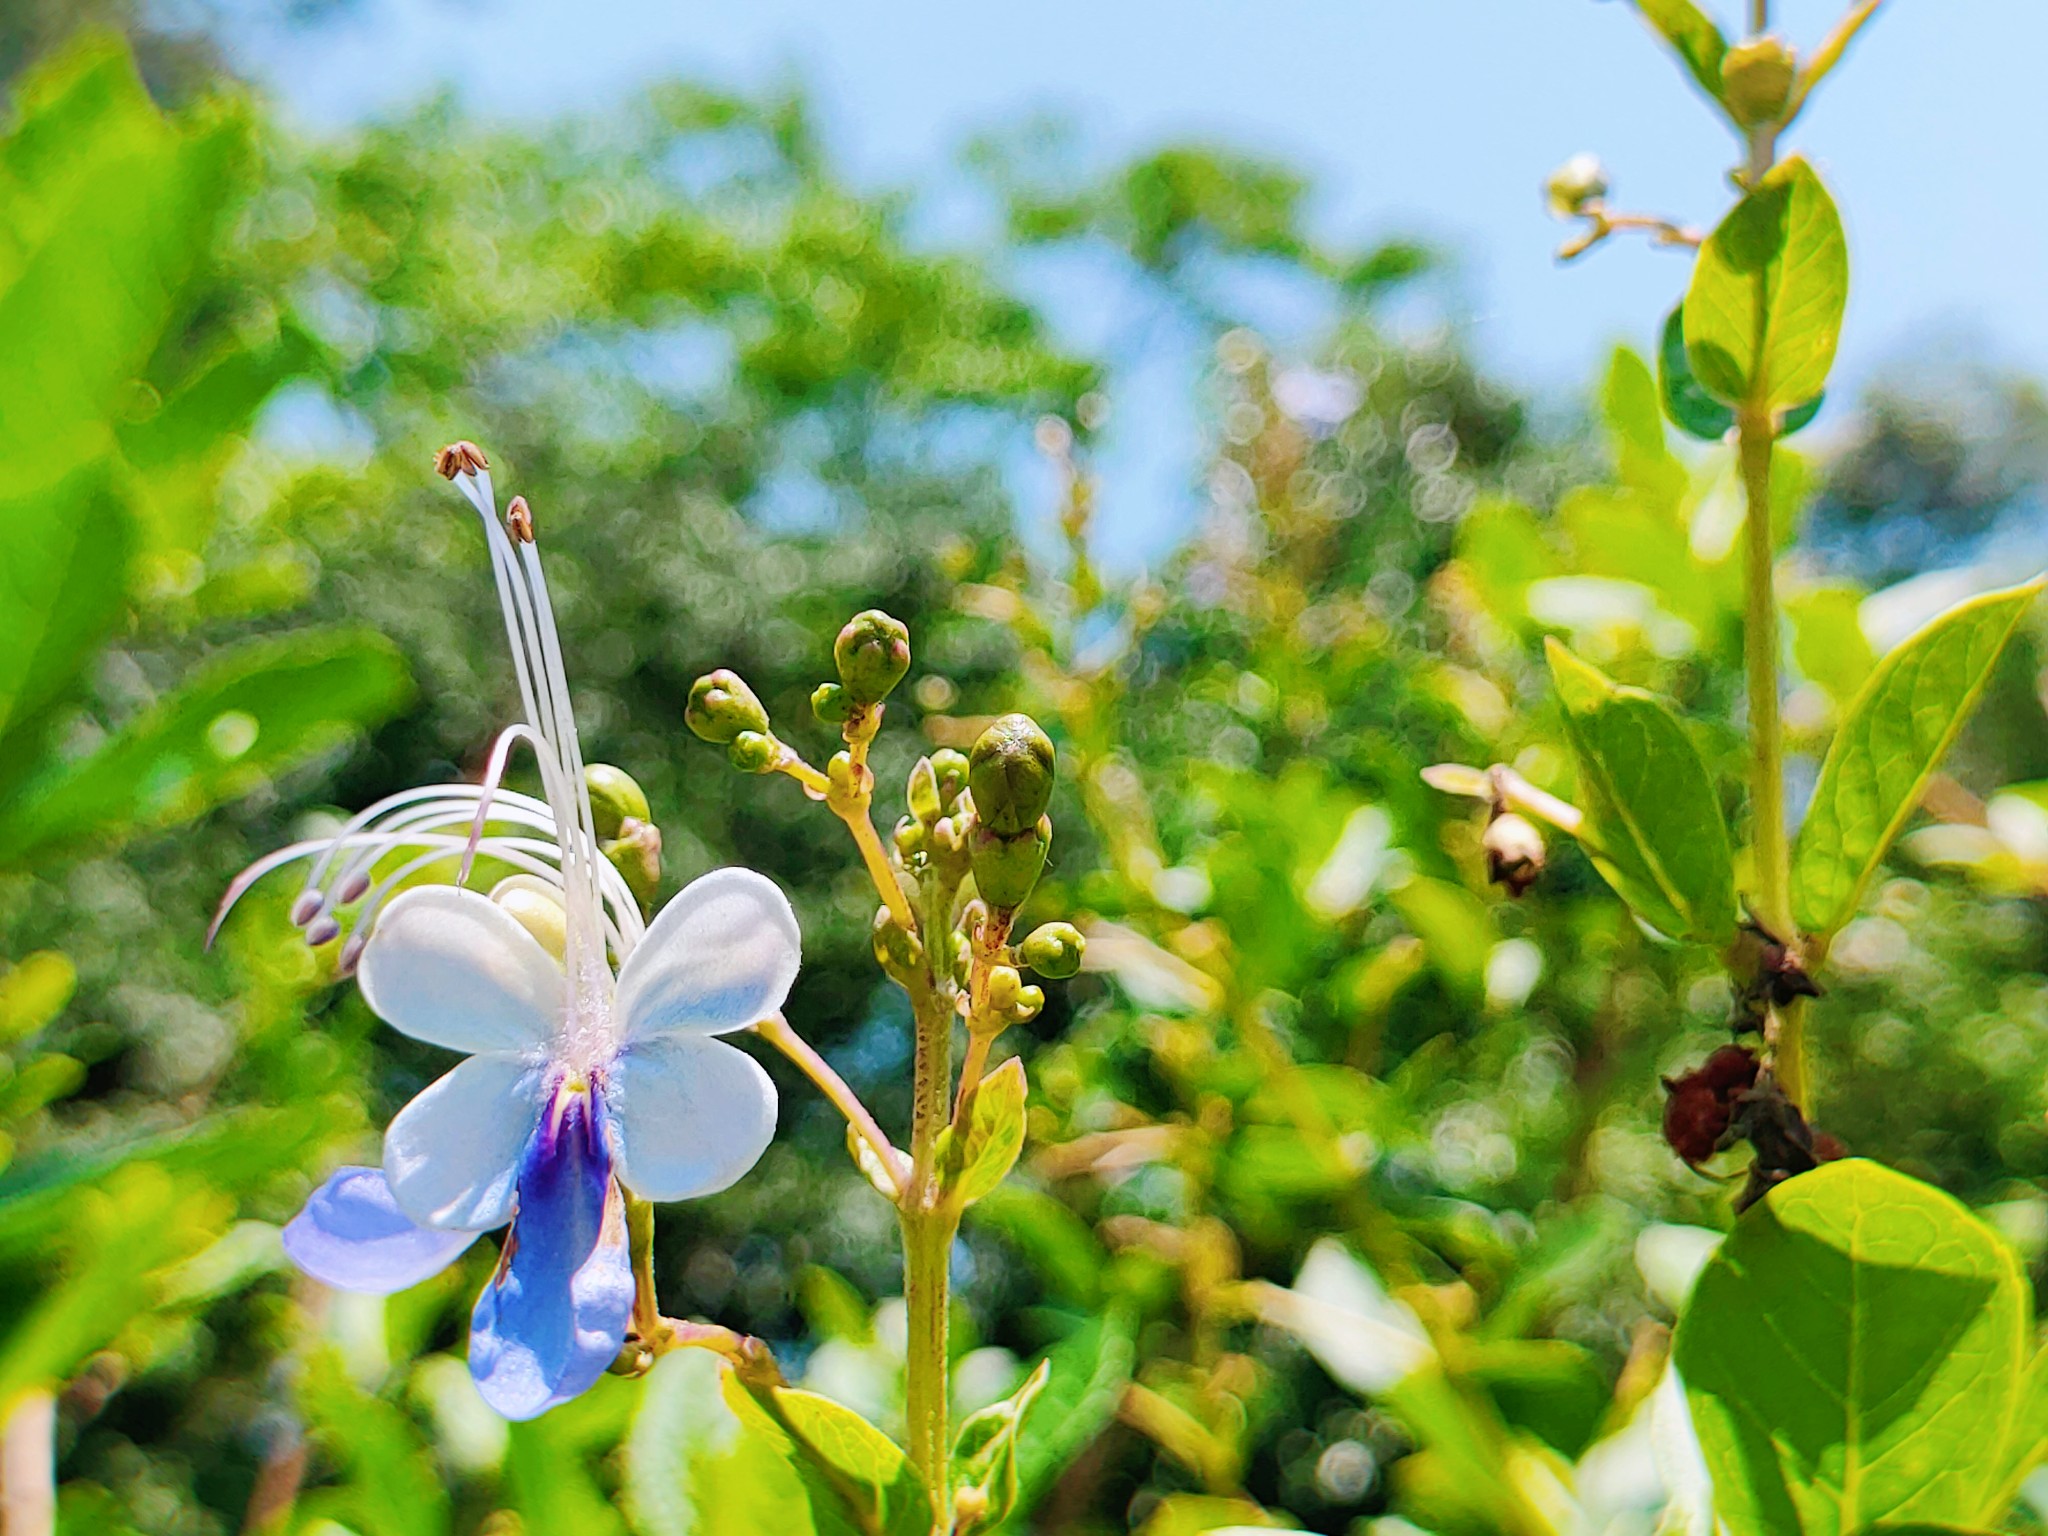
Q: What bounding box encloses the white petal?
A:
[384,1052,549,1229]
[613,868,799,1042]
[600,1034,777,1201]
[358,886,563,1053]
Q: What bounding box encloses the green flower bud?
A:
[929,748,970,812]
[1019,921,1085,979]
[834,609,911,704]
[873,904,924,984]
[894,816,927,859]
[729,731,780,774]
[1543,152,1609,218]
[827,750,858,799]
[686,669,770,744]
[986,965,1022,1015]
[970,817,1051,911]
[907,757,942,825]
[1013,984,1045,1021]
[603,817,663,914]
[932,814,966,857]
[1721,35,1796,128]
[968,714,1055,836]
[952,930,973,985]
[811,681,851,726]
[584,764,650,841]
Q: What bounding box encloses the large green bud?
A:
[968,714,1054,836]
[584,764,650,840]
[970,817,1051,911]
[1721,35,1796,128]
[929,748,970,812]
[603,818,663,914]
[1019,921,1085,980]
[685,669,769,744]
[834,610,911,705]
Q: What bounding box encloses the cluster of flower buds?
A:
[587,763,662,913]
[815,610,912,726]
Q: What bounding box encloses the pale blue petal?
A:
[600,1032,778,1202]
[468,1087,634,1420]
[283,1166,481,1293]
[358,886,563,1053]
[612,869,800,1042]
[385,1052,550,1231]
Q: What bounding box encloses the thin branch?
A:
[1784,0,1884,124]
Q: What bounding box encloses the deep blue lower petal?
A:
[284,1166,480,1293]
[468,1084,634,1419]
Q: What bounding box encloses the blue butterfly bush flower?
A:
[217,444,799,1419]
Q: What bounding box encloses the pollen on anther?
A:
[434,441,490,479]
[506,495,535,544]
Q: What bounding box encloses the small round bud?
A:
[492,875,568,961]
[894,816,927,858]
[873,904,925,983]
[686,669,770,745]
[1013,984,1045,1020]
[584,764,651,840]
[603,818,663,912]
[970,817,1051,910]
[968,714,1055,836]
[929,748,970,812]
[834,609,911,705]
[827,751,858,800]
[1544,152,1609,219]
[1721,35,1796,128]
[728,732,780,774]
[1019,921,1085,979]
[1483,812,1546,898]
[907,758,942,825]
[811,681,851,726]
[932,815,966,857]
[986,965,1023,1014]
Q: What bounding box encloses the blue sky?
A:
[224,1,2048,559]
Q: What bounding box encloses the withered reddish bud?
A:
[435,440,489,478]
[506,495,535,543]
[1661,1044,1760,1165]
[1761,938,1822,1006]
[1483,811,1546,897]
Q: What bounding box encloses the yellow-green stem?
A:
[902,985,956,1527]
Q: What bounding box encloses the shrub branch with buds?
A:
[688,616,1080,1530]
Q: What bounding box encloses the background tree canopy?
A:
[7,11,2048,1536]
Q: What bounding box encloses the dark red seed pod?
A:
[1661,1045,1760,1165]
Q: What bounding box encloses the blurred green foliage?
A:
[7,20,2048,1536]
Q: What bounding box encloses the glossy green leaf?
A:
[1602,344,1687,510]
[946,1056,1028,1205]
[626,1350,927,1536]
[1545,639,1737,942]
[1659,302,1735,440]
[0,629,412,866]
[1791,579,2043,939]
[1675,1160,2031,1536]
[1014,1307,1138,1516]
[1788,583,1878,707]
[1685,157,1848,410]
[1627,0,1729,101]
[0,455,135,756]
[951,1356,1050,1532]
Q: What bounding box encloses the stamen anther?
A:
[506,495,535,544]
[335,871,371,905]
[289,890,325,927]
[305,916,342,947]
[435,441,490,478]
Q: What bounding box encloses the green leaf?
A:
[1674,1160,2032,1536]
[297,1348,452,1536]
[945,1056,1027,1206]
[0,629,413,866]
[1684,157,1848,410]
[723,1374,931,1536]
[1454,497,1559,626]
[0,455,135,756]
[1014,1307,1138,1517]
[1660,303,1734,440]
[951,1357,1050,1532]
[1791,579,2043,939]
[1602,345,1687,510]
[1788,583,1878,707]
[625,1350,928,1536]
[967,1184,1104,1308]
[1544,639,1737,942]
[504,1415,630,1536]
[1627,0,1730,100]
